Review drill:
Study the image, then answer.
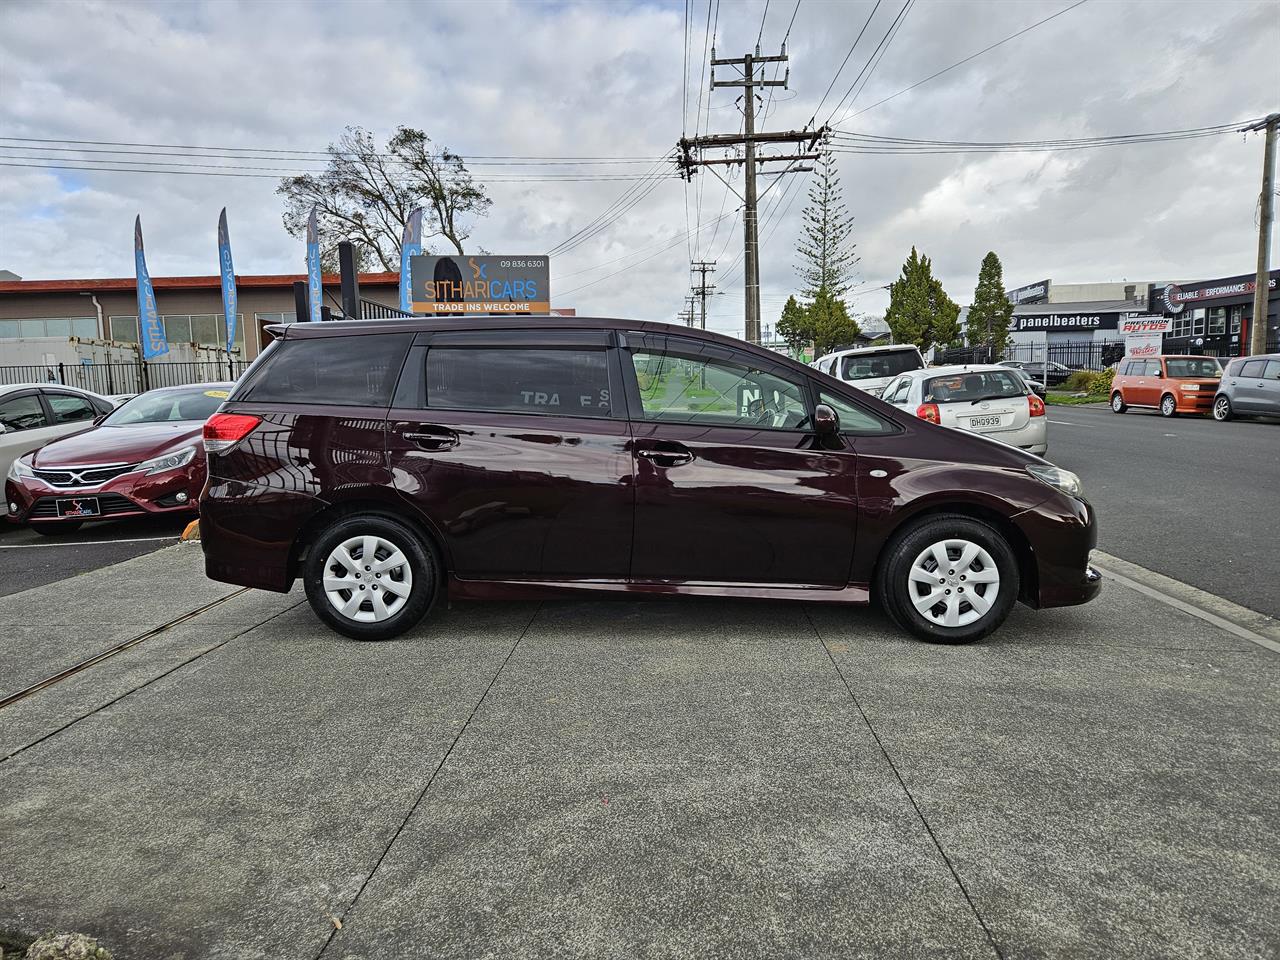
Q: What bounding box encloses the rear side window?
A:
[0,394,48,431]
[839,349,922,381]
[1239,359,1267,377]
[241,334,412,406]
[45,392,97,424]
[425,347,613,418]
[1264,360,1280,380]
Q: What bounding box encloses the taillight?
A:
[915,403,941,424]
[1028,394,1046,417]
[203,413,261,453]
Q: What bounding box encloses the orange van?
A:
[1110,355,1222,417]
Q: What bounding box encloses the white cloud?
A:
[1,0,1276,339]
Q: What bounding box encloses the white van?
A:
[811,344,926,397]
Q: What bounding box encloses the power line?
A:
[553,210,738,282]
[808,0,882,127]
[832,120,1253,147]
[824,0,914,127]
[756,0,771,49]
[549,155,679,255]
[828,121,1254,155]
[841,0,1091,121]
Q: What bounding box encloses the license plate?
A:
[56,497,100,518]
[967,415,1003,429]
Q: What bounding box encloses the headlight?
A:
[138,446,197,476]
[6,457,34,481]
[1026,463,1083,498]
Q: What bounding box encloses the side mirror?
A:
[814,403,839,437]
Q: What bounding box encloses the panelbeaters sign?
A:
[410,256,550,314]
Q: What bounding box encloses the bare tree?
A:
[278,126,491,272]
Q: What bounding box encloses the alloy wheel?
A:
[907,539,1000,628]
[1160,395,1176,417]
[1111,393,1124,412]
[322,534,414,623]
[1213,396,1230,421]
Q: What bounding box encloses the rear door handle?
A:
[636,443,694,467]
[402,427,459,450]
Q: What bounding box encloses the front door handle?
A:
[636,443,694,467]
[402,428,459,450]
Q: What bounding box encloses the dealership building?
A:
[0,271,401,363]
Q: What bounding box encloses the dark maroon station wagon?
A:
[199,317,1101,643]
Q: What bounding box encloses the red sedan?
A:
[5,383,233,536]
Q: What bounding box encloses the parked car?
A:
[199,319,1099,646]
[810,344,925,397]
[878,364,1048,455]
[1213,354,1280,421]
[0,383,116,513]
[998,359,1078,386]
[5,383,234,535]
[1110,355,1221,417]
[1005,368,1047,399]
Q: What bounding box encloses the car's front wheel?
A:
[1212,395,1232,421]
[877,515,1020,644]
[1110,391,1127,413]
[302,514,438,641]
[1159,393,1178,417]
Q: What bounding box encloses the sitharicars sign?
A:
[410,256,550,314]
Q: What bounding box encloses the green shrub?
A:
[1063,370,1094,392]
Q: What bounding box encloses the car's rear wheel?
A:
[1159,393,1178,417]
[877,515,1019,645]
[31,521,83,537]
[1110,391,1127,413]
[1212,395,1232,421]
[302,514,438,641]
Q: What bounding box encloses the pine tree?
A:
[795,151,858,299]
[884,247,961,352]
[777,295,813,357]
[809,287,861,357]
[968,251,1014,356]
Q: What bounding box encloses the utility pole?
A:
[1245,113,1278,355]
[678,296,697,327]
[679,44,824,344]
[691,260,716,329]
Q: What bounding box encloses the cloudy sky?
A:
[1,0,1276,338]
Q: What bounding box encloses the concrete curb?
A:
[1093,549,1280,654]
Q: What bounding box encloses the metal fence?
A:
[943,336,1280,373]
[0,358,250,396]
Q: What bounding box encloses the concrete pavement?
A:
[1,545,1277,960]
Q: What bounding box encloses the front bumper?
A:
[1013,493,1103,608]
[5,465,203,524]
[1174,391,1215,414]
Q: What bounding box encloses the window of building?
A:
[0,317,97,340]
[255,313,297,325]
[424,345,613,418]
[1207,307,1226,335]
[1172,312,1191,338]
[1229,305,1243,333]
[107,314,245,351]
[1190,308,1205,336]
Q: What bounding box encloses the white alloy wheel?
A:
[1160,394,1176,417]
[1111,393,1124,412]
[1213,396,1231,421]
[323,534,414,623]
[907,539,1001,628]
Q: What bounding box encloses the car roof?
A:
[815,343,922,360]
[898,364,1015,379]
[0,382,107,397]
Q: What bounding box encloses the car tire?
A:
[1159,394,1178,418]
[1212,395,1232,421]
[302,514,439,641]
[31,521,84,537]
[1110,392,1127,414]
[876,514,1020,645]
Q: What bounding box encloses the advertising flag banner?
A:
[400,207,424,314]
[306,206,323,322]
[134,216,168,359]
[217,208,238,352]
[409,256,550,314]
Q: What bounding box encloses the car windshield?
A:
[839,350,922,381]
[924,370,1025,404]
[103,386,229,425]
[1164,357,1221,379]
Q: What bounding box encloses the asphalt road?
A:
[1044,403,1280,618]
[0,514,188,597]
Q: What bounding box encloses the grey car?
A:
[1213,354,1280,421]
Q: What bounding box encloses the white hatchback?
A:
[879,364,1048,455]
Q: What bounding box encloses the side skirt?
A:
[447,575,871,604]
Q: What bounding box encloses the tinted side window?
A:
[242,334,412,406]
[1264,360,1280,380]
[1239,359,1267,377]
[45,392,97,424]
[425,346,613,418]
[0,394,49,431]
[818,390,896,435]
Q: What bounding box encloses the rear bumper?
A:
[1014,493,1103,608]
[199,477,325,592]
